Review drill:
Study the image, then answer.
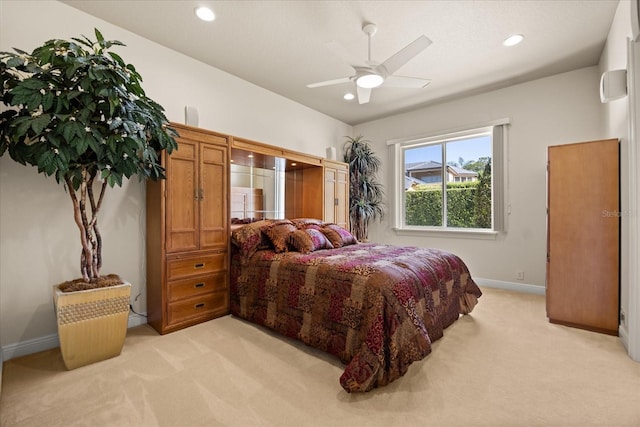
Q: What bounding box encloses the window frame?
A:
[388,119,509,238]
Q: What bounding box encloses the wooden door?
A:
[166,139,198,253]
[547,138,619,334]
[199,142,228,250]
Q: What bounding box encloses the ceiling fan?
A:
[307,23,432,104]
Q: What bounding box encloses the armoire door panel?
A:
[335,169,349,228]
[200,143,228,249]
[324,168,337,223]
[166,142,198,253]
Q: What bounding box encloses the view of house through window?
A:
[403,132,492,229]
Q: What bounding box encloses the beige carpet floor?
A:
[1,287,639,427]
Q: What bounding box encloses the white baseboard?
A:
[1,333,60,362]
[1,312,147,363]
[475,277,546,295]
[619,323,629,350]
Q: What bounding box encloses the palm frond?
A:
[343,135,385,241]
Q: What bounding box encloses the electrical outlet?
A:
[516,271,525,281]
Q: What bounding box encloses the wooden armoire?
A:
[146,124,350,334]
[146,124,230,334]
[546,138,620,335]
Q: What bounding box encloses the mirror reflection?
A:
[230,158,286,222]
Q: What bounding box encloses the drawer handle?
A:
[194,282,205,288]
[195,303,206,309]
[194,263,205,269]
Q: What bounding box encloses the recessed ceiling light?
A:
[503,34,524,47]
[344,93,355,101]
[195,6,215,22]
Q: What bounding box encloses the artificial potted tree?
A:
[343,135,384,242]
[0,29,177,369]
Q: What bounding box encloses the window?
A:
[390,122,507,234]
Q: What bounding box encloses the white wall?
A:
[354,66,605,289]
[598,0,640,358]
[0,1,351,353]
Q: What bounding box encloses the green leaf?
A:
[12,48,30,56]
[71,36,93,50]
[72,121,86,139]
[107,52,124,66]
[42,92,54,111]
[86,134,101,153]
[66,90,82,101]
[95,28,105,46]
[57,122,70,143]
[27,92,43,110]
[6,56,25,68]
[74,135,89,155]
[20,79,47,90]
[37,149,55,173]
[31,114,51,135]
[15,117,33,136]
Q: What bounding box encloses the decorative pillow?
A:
[320,224,358,248]
[299,223,322,231]
[231,219,273,259]
[263,221,297,253]
[289,228,334,254]
[290,218,324,229]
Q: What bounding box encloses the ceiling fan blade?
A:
[384,75,431,88]
[379,35,432,76]
[357,85,371,104]
[306,76,352,88]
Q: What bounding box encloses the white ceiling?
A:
[60,0,619,126]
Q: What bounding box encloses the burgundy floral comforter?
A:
[230,243,481,392]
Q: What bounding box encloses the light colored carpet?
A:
[1,287,639,427]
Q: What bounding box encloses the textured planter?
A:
[53,282,131,370]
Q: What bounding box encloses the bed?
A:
[229,219,482,392]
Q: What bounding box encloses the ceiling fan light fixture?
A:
[503,34,524,47]
[195,6,215,22]
[356,73,384,89]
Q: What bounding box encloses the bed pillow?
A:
[290,218,324,229]
[320,224,358,248]
[263,220,297,253]
[231,219,273,259]
[289,228,334,254]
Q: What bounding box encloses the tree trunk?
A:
[64,169,106,282]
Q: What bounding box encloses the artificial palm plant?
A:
[343,135,384,241]
[0,29,177,289]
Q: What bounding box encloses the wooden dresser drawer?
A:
[167,272,227,302]
[167,252,227,280]
[167,292,228,326]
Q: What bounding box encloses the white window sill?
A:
[393,227,500,240]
